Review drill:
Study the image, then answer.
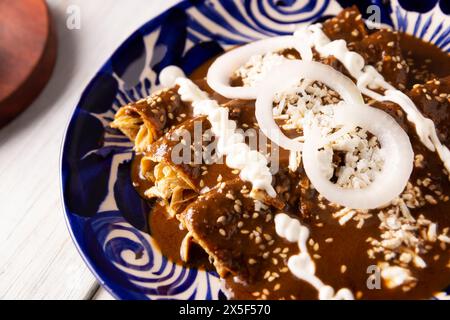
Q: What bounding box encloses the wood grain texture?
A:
[0,0,57,128]
[0,0,179,300]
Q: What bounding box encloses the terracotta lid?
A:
[0,0,57,128]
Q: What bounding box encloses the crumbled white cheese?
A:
[319,128,384,189]
[380,264,416,289]
[234,52,287,87]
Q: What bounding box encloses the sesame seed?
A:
[425,194,438,205]
[263,234,272,241]
[217,216,226,224]
[219,228,226,236]
[340,265,347,273]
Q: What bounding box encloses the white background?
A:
[0,0,180,300]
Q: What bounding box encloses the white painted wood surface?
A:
[92,286,116,301]
[0,0,179,300]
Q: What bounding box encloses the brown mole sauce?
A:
[131,154,213,269]
[132,33,450,299]
[399,33,450,85]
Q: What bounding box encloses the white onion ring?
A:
[302,103,414,210]
[207,36,302,99]
[255,60,364,151]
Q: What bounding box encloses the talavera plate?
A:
[61,0,450,300]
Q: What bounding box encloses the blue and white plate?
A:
[61,0,450,300]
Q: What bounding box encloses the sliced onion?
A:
[255,60,364,151]
[207,36,301,100]
[302,103,414,210]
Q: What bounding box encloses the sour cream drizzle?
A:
[274,213,354,300]
[159,66,276,197]
[294,24,450,173]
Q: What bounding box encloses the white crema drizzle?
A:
[159,66,276,197]
[294,24,450,174]
[274,213,354,300]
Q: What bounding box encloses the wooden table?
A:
[0,0,179,300]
